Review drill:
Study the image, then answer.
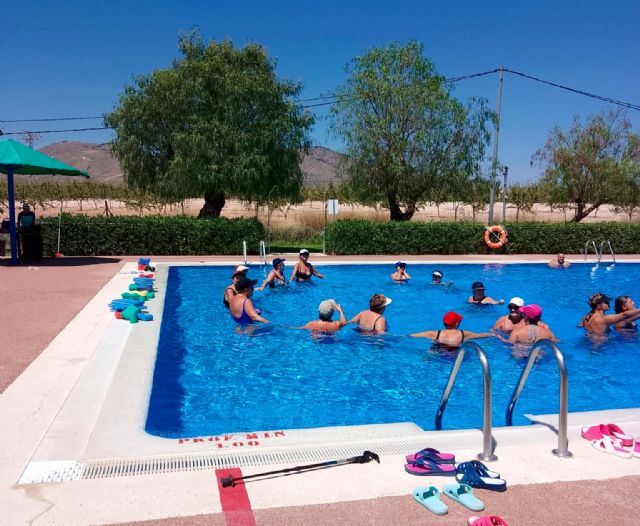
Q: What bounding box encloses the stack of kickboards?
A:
[108,258,157,324]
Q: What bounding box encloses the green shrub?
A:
[39,215,265,256]
[325,220,640,254]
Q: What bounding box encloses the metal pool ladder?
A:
[435,341,497,462]
[584,239,616,269]
[259,240,267,266]
[242,240,248,265]
[505,339,572,458]
[599,240,616,268]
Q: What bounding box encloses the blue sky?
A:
[2,0,639,183]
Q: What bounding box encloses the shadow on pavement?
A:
[0,256,125,267]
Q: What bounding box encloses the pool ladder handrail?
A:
[242,240,248,265]
[435,341,497,462]
[505,339,572,458]
[259,240,267,266]
[583,239,599,263]
[599,240,616,267]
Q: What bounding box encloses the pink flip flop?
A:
[468,516,510,526]
[606,423,633,447]
[406,447,456,464]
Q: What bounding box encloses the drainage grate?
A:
[18,434,478,484]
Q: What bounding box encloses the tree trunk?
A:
[387,191,416,221]
[198,190,226,218]
[572,202,599,222]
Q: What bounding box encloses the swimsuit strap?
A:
[372,315,383,330]
[460,330,465,343]
[435,330,441,341]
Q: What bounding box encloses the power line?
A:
[503,68,640,111]
[2,67,639,135]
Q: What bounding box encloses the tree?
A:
[330,41,494,221]
[532,108,640,222]
[508,183,538,222]
[105,32,314,217]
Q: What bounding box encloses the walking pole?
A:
[220,450,380,488]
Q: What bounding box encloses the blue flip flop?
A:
[456,460,501,479]
[412,485,448,515]
[456,463,507,492]
[405,458,457,476]
[443,483,485,511]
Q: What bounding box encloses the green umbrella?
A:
[0,139,89,263]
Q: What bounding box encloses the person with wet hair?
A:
[257,258,287,290]
[614,295,639,331]
[349,294,392,334]
[229,277,269,324]
[391,262,411,281]
[580,292,640,335]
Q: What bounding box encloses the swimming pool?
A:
[145,262,640,438]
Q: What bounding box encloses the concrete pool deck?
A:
[1,254,639,525]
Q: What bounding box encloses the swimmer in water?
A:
[257,258,286,290]
[410,311,495,350]
[290,249,325,282]
[492,297,525,332]
[301,299,346,332]
[507,304,558,344]
[579,292,640,335]
[229,277,269,324]
[223,265,249,308]
[548,253,571,268]
[614,295,639,331]
[391,261,411,281]
[468,281,504,305]
[349,294,392,334]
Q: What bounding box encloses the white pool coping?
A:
[1,257,639,525]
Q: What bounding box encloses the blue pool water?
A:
[145,262,640,438]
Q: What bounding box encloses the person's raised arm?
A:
[348,312,363,324]
[463,330,496,340]
[484,297,504,305]
[335,303,346,327]
[410,330,438,339]
[244,299,269,323]
[603,308,640,325]
[403,270,412,279]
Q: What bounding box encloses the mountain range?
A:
[32,141,345,187]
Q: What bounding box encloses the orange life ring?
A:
[484,225,508,249]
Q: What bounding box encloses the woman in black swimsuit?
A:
[467,281,504,305]
[614,296,639,331]
[410,311,495,350]
[349,294,392,334]
[223,265,249,308]
[289,249,325,282]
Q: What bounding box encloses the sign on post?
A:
[327,199,339,216]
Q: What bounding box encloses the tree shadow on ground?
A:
[0,256,124,267]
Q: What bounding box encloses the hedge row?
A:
[324,220,640,254]
[39,215,265,256]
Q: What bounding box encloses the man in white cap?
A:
[290,248,325,282]
[491,297,525,332]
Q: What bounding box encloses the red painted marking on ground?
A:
[216,468,256,526]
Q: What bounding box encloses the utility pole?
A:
[502,166,508,222]
[488,66,504,225]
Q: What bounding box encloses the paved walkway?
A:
[1,254,639,526]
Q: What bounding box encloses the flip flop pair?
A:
[456,461,507,491]
[581,423,633,447]
[412,483,484,515]
[468,515,510,526]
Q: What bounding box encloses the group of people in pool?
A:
[222,254,640,346]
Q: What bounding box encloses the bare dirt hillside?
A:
[31,141,345,187]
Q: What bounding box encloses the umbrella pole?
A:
[7,167,18,264]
